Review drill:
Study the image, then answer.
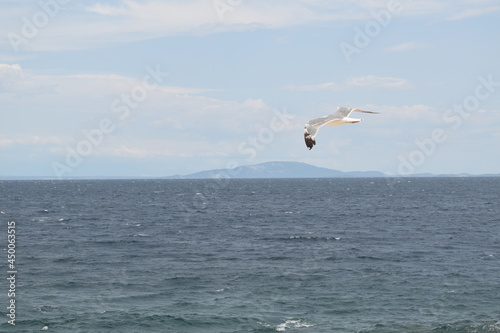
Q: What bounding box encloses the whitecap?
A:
[258,322,273,330]
[276,319,314,331]
[133,234,150,237]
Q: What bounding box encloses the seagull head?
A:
[304,129,316,150]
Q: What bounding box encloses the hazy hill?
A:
[167,161,386,179]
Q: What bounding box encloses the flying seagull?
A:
[304,106,379,150]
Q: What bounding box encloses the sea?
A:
[0,177,499,333]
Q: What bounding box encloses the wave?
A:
[360,320,500,333]
[432,321,500,333]
[287,235,341,241]
[259,318,315,332]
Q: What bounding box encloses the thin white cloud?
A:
[447,5,500,20]
[385,42,427,52]
[284,75,414,92]
[0,63,53,94]
[2,0,499,51]
[0,63,212,96]
[15,0,344,51]
[111,145,174,158]
[106,140,233,159]
[0,136,64,148]
[0,53,31,63]
[369,104,440,121]
[347,76,413,89]
[0,63,22,75]
[0,64,294,161]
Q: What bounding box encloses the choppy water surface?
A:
[1,178,499,332]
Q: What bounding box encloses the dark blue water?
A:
[1,178,499,332]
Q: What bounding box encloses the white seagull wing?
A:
[304,106,380,150]
[330,106,353,119]
[304,113,342,150]
[331,106,380,118]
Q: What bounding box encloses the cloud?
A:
[6,0,343,51]
[84,0,352,27]
[284,75,414,92]
[346,76,414,89]
[2,0,499,51]
[447,5,500,20]
[0,63,54,94]
[111,144,174,158]
[384,42,427,52]
[0,63,213,98]
[0,64,294,161]
[369,104,440,121]
[0,53,31,63]
[0,136,64,148]
[0,63,27,90]
[107,140,233,159]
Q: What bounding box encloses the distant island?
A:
[165,161,500,179]
[166,161,385,179]
[1,161,498,180]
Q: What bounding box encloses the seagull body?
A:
[304,106,379,150]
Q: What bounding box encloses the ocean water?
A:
[0,178,499,332]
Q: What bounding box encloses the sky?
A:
[1,0,499,178]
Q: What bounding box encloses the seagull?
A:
[304,106,379,150]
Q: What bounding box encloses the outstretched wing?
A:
[331,106,379,118]
[352,109,380,115]
[330,106,353,119]
[304,113,341,150]
[305,106,353,132]
[303,106,379,150]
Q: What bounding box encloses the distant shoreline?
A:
[1,160,499,180]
